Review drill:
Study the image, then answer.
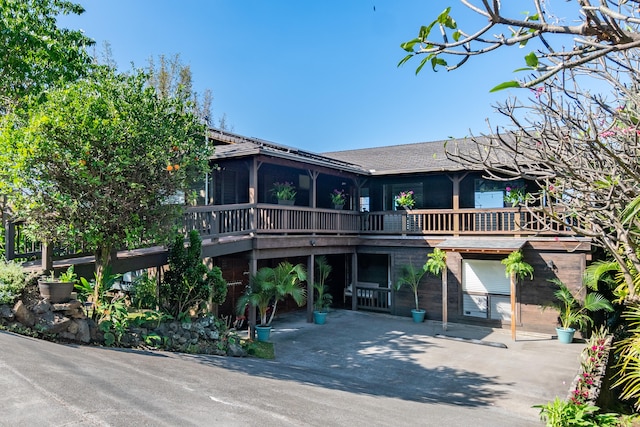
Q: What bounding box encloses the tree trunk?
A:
[93,244,113,308]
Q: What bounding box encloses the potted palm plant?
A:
[394,262,427,322]
[237,261,307,341]
[549,278,613,344]
[38,265,78,303]
[313,256,333,324]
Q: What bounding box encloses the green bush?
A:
[130,272,158,309]
[159,231,227,318]
[0,260,28,305]
[534,398,623,427]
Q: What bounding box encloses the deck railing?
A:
[361,208,577,235]
[6,204,577,261]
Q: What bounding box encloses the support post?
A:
[5,219,15,261]
[351,253,358,311]
[510,273,517,341]
[442,267,448,331]
[307,254,315,323]
[249,254,257,340]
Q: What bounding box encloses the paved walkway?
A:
[260,309,583,424]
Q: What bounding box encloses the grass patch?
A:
[244,340,275,359]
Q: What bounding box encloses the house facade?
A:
[186,129,590,334]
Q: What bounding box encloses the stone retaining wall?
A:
[0,295,246,357]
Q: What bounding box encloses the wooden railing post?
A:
[42,242,53,272]
[453,212,460,237]
[5,219,15,260]
[514,208,522,238]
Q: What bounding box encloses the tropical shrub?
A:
[549,279,613,331]
[0,260,28,305]
[395,263,427,311]
[160,231,227,318]
[237,261,306,326]
[534,398,621,427]
[614,304,640,409]
[314,256,333,312]
[501,250,533,282]
[130,272,158,309]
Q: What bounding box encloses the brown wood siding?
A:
[441,245,588,333]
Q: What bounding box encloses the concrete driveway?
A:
[0,309,582,426]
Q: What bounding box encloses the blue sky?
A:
[58,1,553,153]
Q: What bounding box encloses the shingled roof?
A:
[323,137,488,175]
[208,128,368,174]
[209,127,502,177]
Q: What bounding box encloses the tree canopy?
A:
[0,66,211,282]
[0,0,94,112]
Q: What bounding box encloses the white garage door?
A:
[462,260,511,320]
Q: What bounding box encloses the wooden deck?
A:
[8,204,577,273]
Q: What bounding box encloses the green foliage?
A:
[160,231,226,318]
[129,309,173,329]
[75,269,121,319]
[0,0,94,111]
[0,259,28,304]
[130,272,158,309]
[395,262,427,311]
[207,265,228,306]
[244,340,275,359]
[42,265,77,282]
[614,304,640,409]
[534,398,622,427]
[501,250,534,281]
[237,268,275,326]
[549,279,614,331]
[0,66,211,285]
[424,248,446,277]
[97,296,129,346]
[270,181,296,201]
[237,261,307,326]
[314,256,333,312]
[74,276,95,304]
[143,332,163,347]
[146,53,212,122]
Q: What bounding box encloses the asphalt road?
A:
[0,310,582,426]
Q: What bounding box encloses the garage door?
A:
[462,260,511,321]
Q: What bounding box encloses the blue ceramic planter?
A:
[255,325,272,342]
[411,309,426,323]
[313,311,327,325]
[556,327,576,344]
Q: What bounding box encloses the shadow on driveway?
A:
[181,310,519,407]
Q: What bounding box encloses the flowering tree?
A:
[400,1,640,88]
[445,55,640,301]
[0,66,211,302]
